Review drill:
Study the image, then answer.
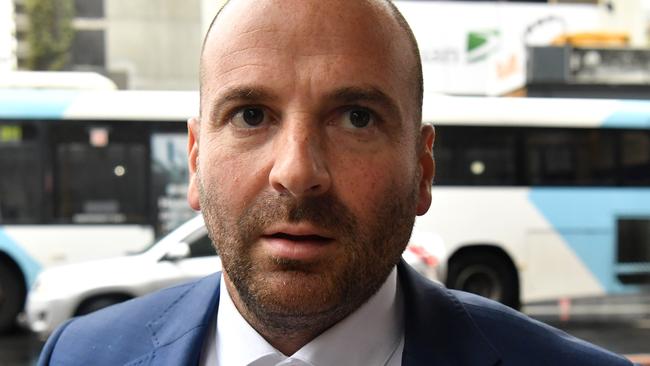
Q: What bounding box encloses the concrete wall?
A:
[106,0,203,90]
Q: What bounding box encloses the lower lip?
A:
[261,236,335,261]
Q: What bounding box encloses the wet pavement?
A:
[1,317,648,365]
[0,327,43,366]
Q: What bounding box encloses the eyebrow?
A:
[216,85,278,104]
[326,86,402,119]
[207,85,402,122]
[209,85,278,122]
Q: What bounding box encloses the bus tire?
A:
[0,263,26,334]
[76,295,131,316]
[447,250,520,309]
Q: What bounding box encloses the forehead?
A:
[206,0,399,53]
[200,0,413,109]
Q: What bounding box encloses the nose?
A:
[269,122,331,197]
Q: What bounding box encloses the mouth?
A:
[263,232,332,243]
[260,225,336,261]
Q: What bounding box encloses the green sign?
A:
[0,125,22,143]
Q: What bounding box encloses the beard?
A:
[198,170,419,334]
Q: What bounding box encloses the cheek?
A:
[198,140,270,213]
[331,152,415,219]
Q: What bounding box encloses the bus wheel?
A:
[0,263,26,334]
[447,250,519,309]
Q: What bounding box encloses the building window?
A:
[71,29,105,67]
[74,0,104,18]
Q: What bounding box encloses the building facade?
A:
[1,0,17,71]
[11,0,226,90]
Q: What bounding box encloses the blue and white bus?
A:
[0,89,198,332]
[416,95,650,309]
[1,90,649,332]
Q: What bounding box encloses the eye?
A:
[231,107,267,128]
[343,108,375,129]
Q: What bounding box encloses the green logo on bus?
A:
[467,30,500,63]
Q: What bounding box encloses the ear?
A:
[187,117,201,211]
[416,124,435,216]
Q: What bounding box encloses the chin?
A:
[254,269,346,315]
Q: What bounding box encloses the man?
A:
[38,1,634,365]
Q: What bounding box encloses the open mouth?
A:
[265,232,332,243]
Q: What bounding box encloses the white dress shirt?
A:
[200,267,404,366]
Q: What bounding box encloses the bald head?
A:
[189,2,435,352]
[199,0,423,124]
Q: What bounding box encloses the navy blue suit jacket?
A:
[38,262,633,365]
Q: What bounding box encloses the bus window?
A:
[526,130,577,186]
[525,129,617,186]
[617,218,650,285]
[435,126,517,186]
[0,123,43,224]
[618,218,650,264]
[579,130,617,185]
[52,123,148,224]
[620,131,650,186]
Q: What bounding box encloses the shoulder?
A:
[450,289,633,366]
[38,274,221,366]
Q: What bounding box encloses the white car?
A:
[26,215,446,338]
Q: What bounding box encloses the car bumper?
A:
[25,294,76,338]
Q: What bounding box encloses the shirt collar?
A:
[215,267,403,366]
[215,275,280,366]
[295,267,403,366]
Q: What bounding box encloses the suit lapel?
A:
[143,273,221,366]
[399,261,501,366]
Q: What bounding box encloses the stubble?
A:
[197,168,418,336]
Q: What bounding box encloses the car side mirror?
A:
[164,242,190,261]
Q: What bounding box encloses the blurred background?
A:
[2,0,226,90]
[1,0,650,365]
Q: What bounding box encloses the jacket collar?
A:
[143,274,221,365]
[399,261,501,366]
[144,263,501,366]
